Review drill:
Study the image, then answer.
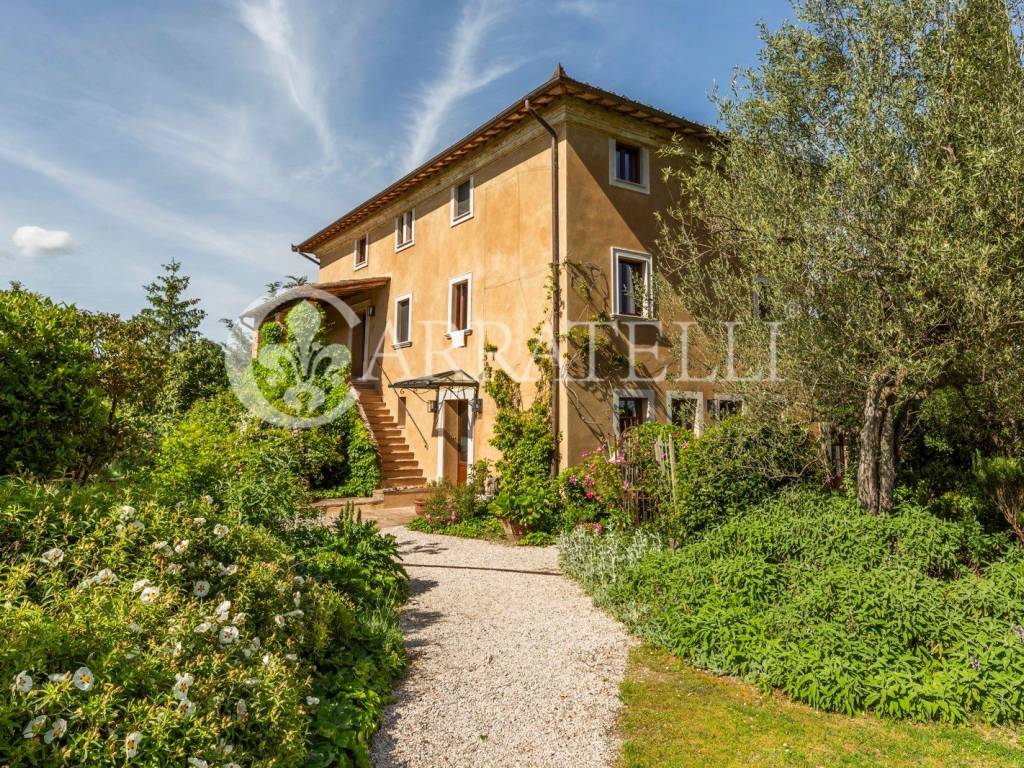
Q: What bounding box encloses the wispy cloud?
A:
[0,135,278,265]
[404,0,524,169]
[11,225,76,257]
[237,0,336,163]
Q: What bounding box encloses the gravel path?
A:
[371,528,633,768]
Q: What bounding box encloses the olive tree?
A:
[660,0,1024,512]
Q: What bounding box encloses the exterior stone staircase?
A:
[357,389,428,490]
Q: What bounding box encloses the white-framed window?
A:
[395,209,415,251]
[393,293,412,347]
[609,138,650,193]
[447,273,472,333]
[613,389,656,437]
[668,391,704,435]
[707,394,745,425]
[612,248,654,318]
[450,176,474,225]
[353,234,369,270]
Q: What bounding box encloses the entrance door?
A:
[442,399,471,485]
[351,311,367,381]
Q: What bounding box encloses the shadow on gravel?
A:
[407,577,439,596]
[398,541,448,556]
[401,562,561,577]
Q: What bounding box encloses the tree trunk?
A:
[857,373,890,514]
[878,400,896,512]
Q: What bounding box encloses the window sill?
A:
[450,211,474,227]
[353,260,368,271]
[392,341,412,349]
[609,177,650,194]
[443,328,473,339]
[394,240,415,253]
[611,313,654,323]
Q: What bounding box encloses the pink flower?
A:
[586,491,594,499]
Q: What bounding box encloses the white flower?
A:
[171,640,183,657]
[43,718,67,744]
[124,731,143,758]
[188,759,209,768]
[214,600,231,622]
[176,699,195,717]
[172,672,193,700]
[231,612,247,625]
[80,568,119,589]
[48,671,70,683]
[176,500,187,510]
[285,609,304,618]
[244,678,258,687]
[174,539,190,554]
[12,670,32,693]
[194,621,212,634]
[261,652,271,666]
[217,740,234,756]
[131,520,145,532]
[202,494,214,505]
[150,540,171,554]
[285,653,298,661]
[218,563,238,577]
[39,547,64,566]
[119,505,137,521]
[192,517,207,526]
[274,614,285,626]
[132,578,150,593]
[127,622,143,634]
[166,563,183,575]
[235,698,248,718]
[139,586,160,605]
[293,575,305,586]
[223,763,241,768]
[305,696,319,706]
[72,666,95,691]
[193,580,210,597]
[293,591,302,607]
[23,715,47,739]
[213,524,229,538]
[218,626,239,645]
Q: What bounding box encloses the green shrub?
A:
[560,487,1024,724]
[0,476,405,766]
[667,416,819,537]
[974,454,1024,544]
[0,286,108,478]
[406,515,505,541]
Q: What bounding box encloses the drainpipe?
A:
[525,98,561,479]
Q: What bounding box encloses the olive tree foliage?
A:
[659,0,1024,512]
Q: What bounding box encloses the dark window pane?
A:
[617,396,647,433]
[397,299,410,343]
[355,237,367,264]
[616,143,641,184]
[456,180,471,217]
[451,281,469,330]
[618,258,646,316]
[671,397,696,431]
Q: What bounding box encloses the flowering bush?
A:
[0,476,405,766]
[558,449,623,529]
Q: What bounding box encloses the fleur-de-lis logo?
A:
[256,301,351,416]
[224,288,359,428]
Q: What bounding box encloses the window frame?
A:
[394,208,415,252]
[613,388,656,437]
[611,247,654,319]
[447,272,473,335]
[667,390,704,435]
[393,293,413,348]
[608,138,650,194]
[353,233,369,270]
[450,175,475,226]
[707,394,745,425]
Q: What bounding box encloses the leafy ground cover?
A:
[561,488,1024,725]
[620,645,1024,768]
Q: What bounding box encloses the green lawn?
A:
[620,646,1024,768]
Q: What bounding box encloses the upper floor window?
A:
[353,235,368,269]
[609,138,650,193]
[451,176,474,225]
[393,293,412,347]
[753,275,772,320]
[707,395,744,424]
[614,390,654,436]
[612,248,653,318]
[395,209,415,251]
[448,273,472,333]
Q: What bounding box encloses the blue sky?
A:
[0,0,791,336]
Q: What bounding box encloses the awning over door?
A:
[389,369,478,390]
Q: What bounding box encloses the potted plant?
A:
[491,477,554,541]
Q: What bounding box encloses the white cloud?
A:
[238,0,336,163]
[11,225,76,258]
[404,0,524,170]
